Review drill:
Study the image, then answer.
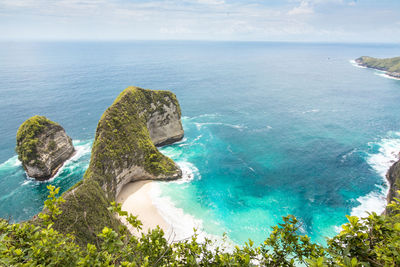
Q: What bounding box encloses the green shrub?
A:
[1,186,400,266]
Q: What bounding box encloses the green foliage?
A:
[326,194,400,266]
[15,115,58,165]
[260,215,325,266]
[38,185,65,226]
[2,187,400,266]
[108,201,143,230]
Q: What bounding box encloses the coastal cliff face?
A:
[147,101,184,146]
[386,159,400,214]
[85,86,183,198]
[16,116,74,180]
[355,56,400,79]
[50,86,184,245]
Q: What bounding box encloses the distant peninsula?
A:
[355,56,400,79]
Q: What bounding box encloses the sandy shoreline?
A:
[116,180,173,238]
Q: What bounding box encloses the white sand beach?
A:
[116,180,227,247]
[116,181,173,238]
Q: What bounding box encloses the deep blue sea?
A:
[1,41,400,245]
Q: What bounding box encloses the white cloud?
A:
[197,0,225,5]
[288,1,314,16]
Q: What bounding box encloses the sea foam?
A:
[349,59,367,69]
[351,132,400,217]
[374,71,400,81]
[150,182,235,251]
[173,161,200,184]
[194,122,246,131]
[0,155,21,170]
[150,183,203,241]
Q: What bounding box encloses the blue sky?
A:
[0,0,399,42]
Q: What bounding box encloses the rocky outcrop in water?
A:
[16,116,75,181]
[86,86,184,198]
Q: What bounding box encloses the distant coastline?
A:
[355,56,400,80]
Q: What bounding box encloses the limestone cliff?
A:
[16,116,75,180]
[50,86,184,245]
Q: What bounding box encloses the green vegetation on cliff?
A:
[16,115,58,165]
[356,56,400,74]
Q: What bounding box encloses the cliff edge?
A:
[49,86,184,245]
[16,115,75,180]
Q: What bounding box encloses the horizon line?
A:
[0,39,399,46]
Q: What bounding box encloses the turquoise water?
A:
[1,41,400,244]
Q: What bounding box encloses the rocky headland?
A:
[40,86,184,245]
[16,115,75,181]
[355,56,400,79]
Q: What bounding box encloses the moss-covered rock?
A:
[50,86,184,245]
[355,56,400,78]
[16,115,75,180]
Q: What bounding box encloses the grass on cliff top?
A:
[357,56,400,73]
[85,86,180,198]
[112,86,181,117]
[16,115,59,165]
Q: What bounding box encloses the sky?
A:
[0,0,399,42]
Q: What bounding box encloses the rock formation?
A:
[49,86,184,245]
[16,115,75,180]
[86,86,184,198]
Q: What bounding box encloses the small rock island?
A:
[16,115,75,180]
[355,56,400,79]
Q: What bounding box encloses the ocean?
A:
[1,41,400,245]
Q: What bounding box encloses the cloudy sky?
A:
[0,0,399,42]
